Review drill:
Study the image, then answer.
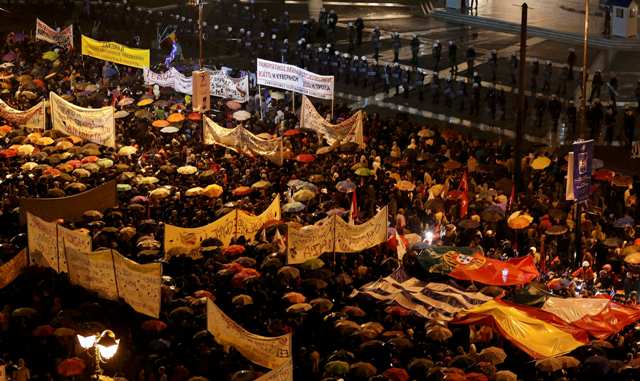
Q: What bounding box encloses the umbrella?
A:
[478,347,507,365]
[224,245,246,256]
[283,129,302,137]
[295,153,315,163]
[251,180,272,189]
[167,113,185,123]
[536,356,579,373]
[310,298,333,313]
[336,180,356,193]
[286,303,312,314]
[270,92,285,100]
[141,320,168,332]
[426,325,452,342]
[118,97,134,107]
[324,361,350,376]
[202,184,223,198]
[495,370,518,381]
[293,189,316,202]
[383,368,410,381]
[545,225,568,235]
[42,51,59,61]
[283,292,306,304]
[114,110,130,119]
[459,219,480,230]
[65,182,87,192]
[354,167,372,177]
[507,211,533,229]
[194,290,215,300]
[152,120,170,128]
[135,109,153,120]
[613,175,632,187]
[316,146,333,155]
[57,358,85,377]
[137,98,154,107]
[118,146,137,156]
[530,156,551,170]
[350,362,377,379]
[396,180,415,191]
[160,126,180,134]
[232,294,254,307]
[187,112,202,121]
[149,188,171,200]
[53,327,75,337]
[226,100,242,110]
[343,305,367,318]
[603,237,623,248]
[625,252,640,265]
[418,128,434,137]
[283,202,305,213]
[232,186,252,196]
[177,165,198,175]
[300,258,325,270]
[12,307,37,318]
[614,216,634,228]
[481,206,504,222]
[233,110,251,121]
[277,266,300,281]
[444,160,462,171]
[593,169,615,182]
[385,305,412,317]
[33,325,55,337]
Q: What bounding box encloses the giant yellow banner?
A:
[236,196,281,242]
[81,35,150,69]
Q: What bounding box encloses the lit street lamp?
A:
[77,330,120,380]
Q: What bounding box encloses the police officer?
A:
[332,50,341,79]
[257,32,266,56]
[372,26,381,62]
[321,47,330,74]
[314,47,323,73]
[608,74,618,104]
[318,8,328,40]
[402,66,410,98]
[280,11,290,37]
[368,60,379,91]
[269,34,278,61]
[327,10,338,42]
[340,53,349,83]
[392,32,401,63]
[567,48,577,80]
[470,82,481,116]
[531,59,539,93]
[432,73,441,104]
[355,17,365,46]
[590,70,603,101]
[510,52,518,85]
[298,20,311,43]
[432,40,442,71]
[383,64,391,94]
[558,65,570,96]
[410,34,420,68]
[392,62,401,95]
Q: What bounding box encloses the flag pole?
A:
[258,85,263,120]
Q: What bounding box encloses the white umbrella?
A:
[271,91,285,100]
[232,110,251,121]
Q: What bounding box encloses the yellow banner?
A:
[66,247,118,301]
[287,218,336,265]
[81,35,150,69]
[0,250,28,289]
[58,225,92,273]
[113,252,162,318]
[255,359,293,381]
[334,207,388,253]
[236,196,281,242]
[207,300,291,369]
[164,210,237,259]
[300,96,364,148]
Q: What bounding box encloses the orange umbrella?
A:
[167,113,185,123]
[152,120,170,128]
[295,153,315,163]
[32,325,55,337]
[507,211,533,229]
[444,160,462,171]
[284,129,302,137]
[232,186,252,196]
[224,244,246,256]
[57,358,86,377]
[187,112,202,121]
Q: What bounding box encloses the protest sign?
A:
[207,300,292,369]
[143,68,249,102]
[36,18,73,50]
[236,196,281,242]
[0,250,28,289]
[255,359,293,381]
[49,92,115,148]
[81,35,150,69]
[164,210,237,259]
[0,99,46,130]
[26,212,59,270]
[334,207,387,253]
[58,225,92,274]
[287,217,336,265]
[66,247,118,301]
[113,252,162,318]
[572,140,593,202]
[257,59,334,100]
[300,96,364,148]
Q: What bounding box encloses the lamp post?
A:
[188,0,208,69]
[580,0,589,139]
[77,330,120,380]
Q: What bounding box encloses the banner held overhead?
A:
[81,35,150,69]
[257,58,334,100]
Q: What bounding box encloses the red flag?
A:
[349,190,358,224]
[459,170,469,218]
[507,181,516,211]
[447,254,540,286]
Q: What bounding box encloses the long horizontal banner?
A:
[36,18,73,50]
[49,92,115,148]
[207,300,292,370]
[0,99,46,130]
[287,207,388,265]
[0,250,28,289]
[143,68,249,102]
[300,96,364,148]
[164,196,281,259]
[19,180,117,225]
[257,58,334,100]
[203,116,283,166]
[81,35,150,69]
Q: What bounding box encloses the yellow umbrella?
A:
[118,146,138,156]
[17,144,35,156]
[26,132,42,143]
[429,184,444,197]
[507,211,533,229]
[137,176,159,185]
[56,140,74,150]
[137,98,154,107]
[177,165,198,175]
[396,180,415,192]
[417,128,434,138]
[530,156,551,170]
[96,158,114,168]
[293,189,316,202]
[167,113,185,123]
[149,187,171,200]
[202,184,223,198]
[42,51,59,61]
[388,172,401,182]
[251,180,272,189]
[185,187,203,197]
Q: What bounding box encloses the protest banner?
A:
[19,180,117,224]
[164,210,237,259]
[58,225,92,273]
[26,212,59,270]
[49,92,116,148]
[287,217,336,265]
[203,116,283,165]
[207,300,292,369]
[334,207,387,253]
[0,99,46,130]
[257,59,334,100]
[300,96,364,148]
[255,359,293,381]
[66,247,119,301]
[0,250,28,289]
[36,18,73,50]
[143,68,249,102]
[235,196,281,242]
[113,252,162,318]
[81,35,150,69]
[572,140,593,202]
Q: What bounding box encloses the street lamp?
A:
[77,330,120,379]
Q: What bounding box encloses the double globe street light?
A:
[77,330,120,379]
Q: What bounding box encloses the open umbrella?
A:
[295,153,315,163]
[310,298,333,313]
[293,189,316,202]
[478,347,507,365]
[283,292,306,304]
[232,294,254,307]
[167,113,185,123]
[232,186,252,196]
[613,175,632,187]
[444,160,462,171]
[545,225,568,235]
[57,358,85,377]
[459,219,480,230]
[355,167,372,177]
[418,128,434,138]
[283,202,305,213]
[507,211,533,229]
[277,266,300,282]
[118,146,137,156]
[137,98,154,107]
[593,169,615,182]
[202,184,223,198]
[336,179,356,193]
[350,362,377,379]
[325,361,350,376]
[530,156,551,170]
[160,126,180,134]
[426,324,452,342]
[226,100,242,110]
[251,180,272,189]
[177,165,198,175]
[283,129,302,137]
[383,368,410,381]
[152,119,170,128]
[233,110,251,121]
[141,320,168,332]
[33,325,55,337]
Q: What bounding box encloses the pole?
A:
[331,98,334,121]
[291,91,295,111]
[580,0,589,139]
[258,85,263,120]
[575,202,582,267]
[513,3,528,194]
[198,2,204,68]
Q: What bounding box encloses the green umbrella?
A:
[300,258,325,270]
[355,167,372,177]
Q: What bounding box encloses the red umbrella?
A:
[295,154,315,163]
[57,358,86,377]
[283,129,302,137]
[194,290,215,300]
[32,325,55,337]
[231,268,261,287]
[232,186,253,196]
[66,159,82,169]
[187,112,202,121]
[81,155,99,163]
[383,368,410,381]
[593,169,615,182]
[0,148,17,158]
[385,305,412,317]
[223,244,246,256]
[141,319,167,332]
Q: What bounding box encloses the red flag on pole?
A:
[508,181,516,211]
[459,170,469,218]
[349,190,358,224]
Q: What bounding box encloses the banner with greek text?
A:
[334,207,388,253]
[66,248,119,301]
[207,300,292,370]
[0,250,28,289]
[81,35,150,69]
[36,18,73,50]
[300,96,364,148]
[113,252,162,318]
[0,99,46,130]
[58,225,92,274]
[164,210,237,259]
[26,212,59,270]
[49,92,116,148]
[257,58,334,100]
[143,68,249,102]
[287,217,336,265]
[236,196,281,242]
[255,359,293,381]
[203,116,283,165]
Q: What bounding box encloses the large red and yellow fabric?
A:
[543,297,640,339]
[454,300,589,359]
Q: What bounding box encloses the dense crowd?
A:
[0,2,639,381]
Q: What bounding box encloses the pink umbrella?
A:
[2,51,15,62]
